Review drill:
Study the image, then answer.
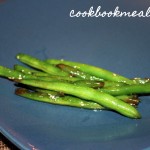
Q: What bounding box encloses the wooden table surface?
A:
[0,133,19,150]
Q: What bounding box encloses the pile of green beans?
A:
[0,53,150,119]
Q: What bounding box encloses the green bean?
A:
[0,65,85,83]
[56,63,104,81]
[0,65,59,81]
[36,88,140,106]
[74,80,127,89]
[116,95,140,106]
[0,65,31,80]
[132,78,150,84]
[0,63,139,107]
[14,64,49,76]
[16,79,141,119]
[15,88,104,110]
[46,59,134,84]
[73,80,104,88]
[0,65,127,89]
[16,53,69,76]
[1,53,149,119]
[31,72,51,77]
[14,64,36,74]
[99,83,150,96]
[39,75,80,82]
[103,81,127,88]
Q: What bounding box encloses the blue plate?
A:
[0,1,150,150]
